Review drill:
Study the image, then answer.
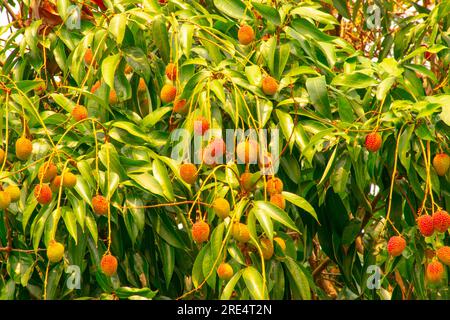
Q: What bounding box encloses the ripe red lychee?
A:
[92,195,108,215]
[365,132,382,152]
[15,137,33,160]
[173,98,188,114]
[217,262,234,280]
[212,198,230,219]
[34,184,53,205]
[232,222,250,243]
[192,220,210,243]
[38,162,58,183]
[240,172,256,192]
[47,240,65,263]
[180,163,198,185]
[261,76,278,96]
[270,193,286,210]
[432,210,450,233]
[160,84,177,104]
[236,140,258,164]
[238,25,255,45]
[436,246,450,266]
[387,236,406,257]
[266,177,283,195]
[194,116,210,136]
[426,260,445,284]
[433,153,450,176]
[101,254,118,276]
[72,105,88,122]
[165,63,177,81]
[0,191,11,209]
[260,238,274,260]
[417,214,434,237]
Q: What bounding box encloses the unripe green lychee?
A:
[15,137,33,161]
[192,220,210,243]
[0,191,11,209]
[217,262,233,280]
[101,254,118,276]
[212,198,230,219]
[4,185,20,202]
[232,222,250,243]
[47,240,65,263]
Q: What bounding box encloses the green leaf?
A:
[252,2,281,25]
[282,191,318,222]
[253,201,300,233]
[109,14,127,45]
[152,15,170,64]
[242,266,267,300]
[251,207,273,241]
[102,54,121,89]
[220,269,243,300]
[306,76,332,119]
[213,0,253,20]
[284,257,311,300]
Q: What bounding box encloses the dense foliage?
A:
[0,0,449,300]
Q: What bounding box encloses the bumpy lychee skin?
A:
[236,140,258,164]
[426,260,445,284]
[173,98,188,114]
[193,116,210,136]
[436,246,450,266]
[38,162,58,183]
[261,76,278,96]
[192,221,210,243]
[260,238,274,260]
[34,184,53,205]
[212,198,230,219]
[270,193,286,210]
[0,191,11,209]
[432,210,450,233]
[266,177,283,195]
[160,84,177,104]
[34,78,46,95]
[4,185,20,202]
[432,153,450,176]
[417,214,434,237]
[61,171,77,188]
[15,137,33,161]
[92,195,108,215]
[232,223,250,243]
[274,237,286,252]
[240,172,256,192]
[365,132,382,152]
[91,81,101,94]
[84,48,95,66]
[238,25,255,45]
[47,240,65,263]
[0,148,5,164]
[72,105,88,122]
[180,163,198,185]
[165,63,177,81]
[387,236,406,257]
[101,254,118,277]
[217,262,234,280]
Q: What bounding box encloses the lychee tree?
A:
[0,0,449,300]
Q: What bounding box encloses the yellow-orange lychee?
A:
[0,191,11,209]
[101,254,118,276]
[160,84,177,104]
[47,240,65,263]
[193,116,210,136]
[72,105,88,122]
[365,132,382,152]
[436,246,450,266]
[232,222,250,243]
[261,76,278,96]
[260,238,274,260]
[109,89,118,104]
[165,63,177,81]
[15,137,33,161]
[138,78,147,92]
[84,48,95,66]
[180,163,198,185]
[432,153,450,176]
[61,171,77,188]
[212,198,230,219]
[238,25,255,45]
[34,184,53,205]
[432,210,450,233]
[387,236,406,257]
[270,193,286,210]
[92,195,108,215]
[5,185,20,202]
[38,162,58,183]
[0,148,5,164]
[274,237,286,252]
[266,177,283,195]
[426,260,445,284]
[236,140,258,164]
[217,262,233,280]
[192,220,210,243]
[240,172,256,192]
[173,98,188,114]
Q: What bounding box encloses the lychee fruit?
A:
[72,105,88,122]
[217,262,233,280]
[417,214,434,237]
[238,25,254,45]
[432,153,450,176]
[192,220,210,243]
[426,260,445,284]
[138,78,147,92]
[261,76,278,96]
[50,176,62,193]
[240,172,256,192]
[260,238,274,260]
[274,237,286,252]
[194,116,210,136]
[212,198,230,219]
[124,64,133,74]
[432,210,450,233]
[0,191,11,209]
[365,132,382,152]
[91,81,101,94]
[38,162,58,183]
[34,184,53,205]
[202,138,225,165]
[387,236,406,257]
[436,246,450,266]
[160,84,177,104]
[236,140,258,164]
[165,63,177,81]
[61,171,77,188]
[84,48,95,66]
[180,163,198,185]
[34,78,46,95]
[266,177,283,195]
[92,195,108,215]
[101,254,118,277]
[0,148,5,163]
[4,185,20,202]
[109,89,118,104]
[47,240,65,263]
[173,98,188,114]
[270,193,286,210]
[15,137,33,160]
[232,222,250,243]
